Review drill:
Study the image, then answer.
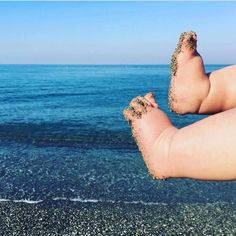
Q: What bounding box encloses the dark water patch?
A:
[0,122,135,148]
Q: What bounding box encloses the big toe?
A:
[144,92,158,108]
[181,31,197,51]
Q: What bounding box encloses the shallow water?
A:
[0,64,235,205]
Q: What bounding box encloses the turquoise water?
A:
[0,64,235,204]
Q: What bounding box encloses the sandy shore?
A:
[0,201,236,235]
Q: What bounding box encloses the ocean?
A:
[0,64,236,234]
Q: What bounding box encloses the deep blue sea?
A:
[0,64,235,204]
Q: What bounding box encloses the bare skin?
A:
[124,92,236,181]
[169,31,236,115]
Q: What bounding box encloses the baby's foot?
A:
[124,92,177,179]
[169,31,209,114]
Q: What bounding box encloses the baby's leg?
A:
[125,93,236,181]
[170,108,236,180]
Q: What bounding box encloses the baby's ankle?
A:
[169,78,210,115]
[146,126,178,179]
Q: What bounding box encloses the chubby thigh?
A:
[169,108,236,180]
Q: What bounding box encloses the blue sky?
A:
[0,2,236,64]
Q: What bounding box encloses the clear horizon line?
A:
[0,63,231,66]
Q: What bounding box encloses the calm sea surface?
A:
[0,64,235,204]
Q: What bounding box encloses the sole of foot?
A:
[169,31,208,114]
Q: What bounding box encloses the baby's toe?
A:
[123,107,135,123]
[130,96,151,107]
[130,97,152,115]
[182,31,197,50]
[144,92,158,108]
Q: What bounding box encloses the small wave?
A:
[54,197,168,205]
[0,199,43,204]
[0,195,234,207]
[1,197,230,206]
[0,197,169,206]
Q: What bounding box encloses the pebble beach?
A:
[1,201,236,235]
